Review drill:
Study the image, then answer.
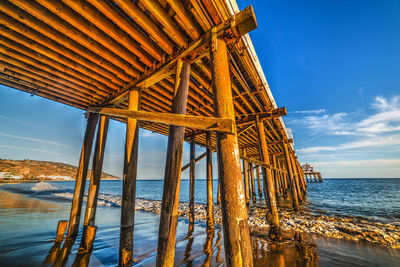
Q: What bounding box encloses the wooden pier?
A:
[302,163,323,182]
[0,0,310,265]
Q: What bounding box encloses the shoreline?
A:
[1,181,399,250]
[130,198,400,249]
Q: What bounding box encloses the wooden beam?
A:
[119,90,140,266]
[236,107,287,126]
[189,136,195,225]
[67,113,99,239]
[211,37,253,266]
[256,120,280,232]
[240,138,293,149]
[88,108,234,134]
[81,115,109,251]
[105,5,257,105]
[206,132,214,228]
[157,60,190,266]
[181,152,207,171]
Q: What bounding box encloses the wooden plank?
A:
[88,108,234,134]
[105,5,257,105]
[236,107,287,126]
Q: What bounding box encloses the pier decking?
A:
[0,0,310,266]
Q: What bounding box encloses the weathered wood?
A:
[67,113,99,239]
[283,143,300,211]
[289,152,303,202]
[56,220,68,243]
[81,115,109,250]
[189,136,195,225]
[211,37,253,266]
[236,107,287,126]
[106,5,257,105]
[156,60,190,267]
[181,152,206,171]
[242,149,250,206]
[240,138,293,149]
[249,162,256,202]
[206,132,214,229]
[119,90,140,267]
[256,166,263,197]
[256,120,280,231]
[88,108,234,134]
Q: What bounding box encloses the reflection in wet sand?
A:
[2,189,399,266]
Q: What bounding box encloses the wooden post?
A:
[249,162,256,203]
[272,155,281,202]
[242,149,250,206]
[313,173,317,182]
[206,132,214,229]
[189,136,195,225]
[67,112,99,239]
[210,37,253,266]
[119,90,140,267]
[283,143,299,211]
[156,60,190,267]
[217,178,221,204]
[318,172,323,182]
[256,120,280,232]
[256,166,262,197]
[289,153,303,202]
[81,115,109,250]
[56,220,68,243]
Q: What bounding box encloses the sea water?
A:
[0,178,399,266]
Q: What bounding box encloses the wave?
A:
[31,182,59,192]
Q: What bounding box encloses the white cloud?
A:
[0,133,69,148]
[294,108,326,114]
[298,133,400,153]
[0,114,55,132]
[314,158,400,167]
[0,144,62,156]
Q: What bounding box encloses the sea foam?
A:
[31,182,58,192]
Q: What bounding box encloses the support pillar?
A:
[189,136,195,225]
[256,120,280,232]
[256,166,262,197]
[67,112,99,239]
[81,115,109,250]
[249,163,256,203]
[206,132,214,229]
[119,90,140,266]
[283,143,299,211]
[210,37,253,266]
[156,60,190,267]
[289,153,303,202]
[242,149,250,206]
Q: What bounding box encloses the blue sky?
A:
[1,0,399,178]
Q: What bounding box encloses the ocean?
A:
[0,178,399,266]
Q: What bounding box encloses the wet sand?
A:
[1,189,400,266]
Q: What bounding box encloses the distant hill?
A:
[0,159,121,181]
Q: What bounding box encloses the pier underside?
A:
[0,0,320,266]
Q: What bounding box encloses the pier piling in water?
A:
[81,115,109,250]
[67,113,99,240]
[206,132,214,229]
[156,60,190,267]
[211,37,253,266]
